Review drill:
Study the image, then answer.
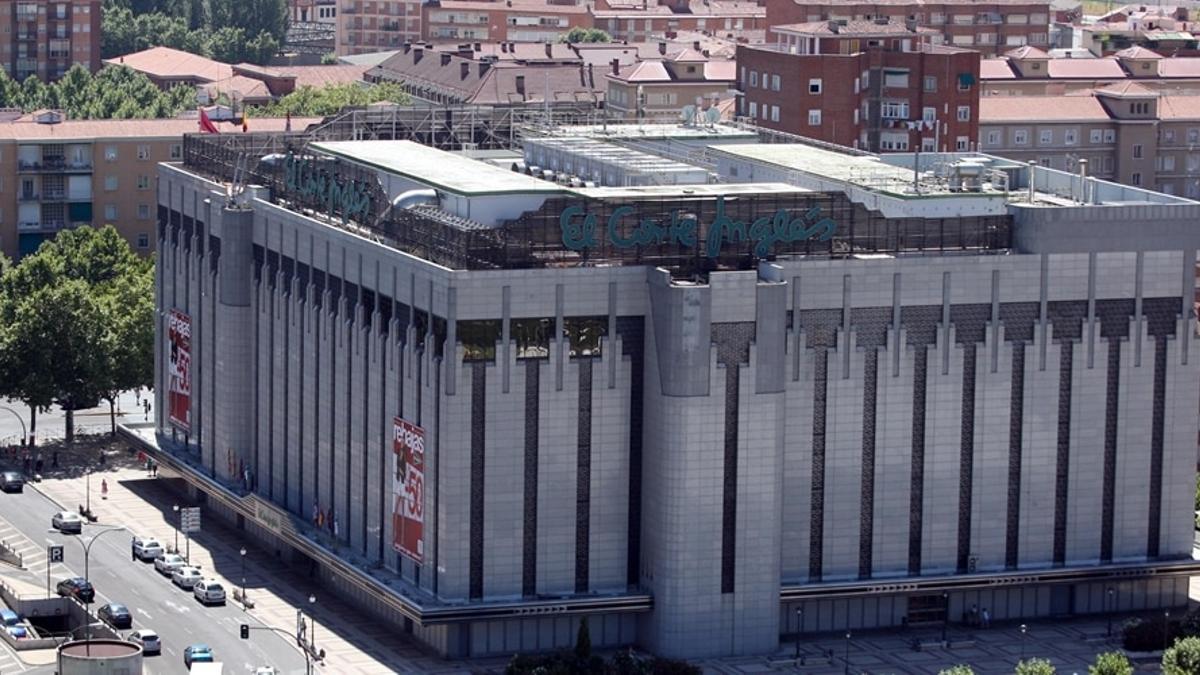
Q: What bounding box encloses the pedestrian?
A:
[152,461,158,478]
[981,608,990,629]
[35,456,43,474]
[969,604,978,627]
[131,537,137,562]
[51,451,58,469]
[101,479,108,500]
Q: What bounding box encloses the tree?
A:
[574,617,592,661]
[938,667,975,675]
[251,82,409,117]
[1164,637,1200,675]
[1090,651,1134,675]
[1016,658,1056,675]
[560,27,612,43]
[320,52,339,65]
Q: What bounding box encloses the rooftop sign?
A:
[559,196,836,258]
[284,152,373,225]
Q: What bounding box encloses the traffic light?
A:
[240,624,249,639]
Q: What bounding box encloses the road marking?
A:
[163,599,191,614]
[136,607,153,620]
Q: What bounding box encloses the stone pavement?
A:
[22,442,497,675]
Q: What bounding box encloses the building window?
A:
[986,130,1001,146]
[771,74,781,91]
[1039,157,1051,167]
[922,137,935,151]
[922,107,935,122]
[104,204,117,220]
[1014,129,1029,145]
[137,204,149,219]
[956,136,969,151]
[808,78,821,94]
[1103,129,1116,143]
[104,146,117,161]
[169,144,182,160]
[1131,172,1142,186]
[749,70,758,88]
[880,100,909,119]
[1090,129,1103,144]
[137,175,150,190]
[1132,143,1143,159]
[882,69,909,88]
[1064,128,1078,145]
[1162,155,1176,171]
[771,105,779,123]
[104,176,117,191]
[1163,129,1175,144]
[1039,129,1053,145]
[137,233,149,249]
[808,109,822,126]
[136,145,149,160]
[879,133,909,150]
[957,105,970,122]
[923,75,937,92]
[748,101,757,118]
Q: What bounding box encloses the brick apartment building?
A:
[0,113,312,258]
[764,0,1051,56]
[0,0,101,81]
[423,0,590,44]
[737,21,980,153]
[336,0,423,55]
[981,46,1200,96]
[980,82,1200,197]
[591,0,765,42]
[605,46,735,119]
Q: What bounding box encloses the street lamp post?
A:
[794,608,803,661]
[1107,587,1115,637]
[1164,609,1171,652]
[307,594,317,675]
[67,526,125,652]
[171,504,179,554]
[843,630,851,675]
[239,547,247,608]
[0,406,28,446]
[1020,624,1027,662]
[941,592,950,645]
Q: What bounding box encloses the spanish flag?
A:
[198,107,219,134]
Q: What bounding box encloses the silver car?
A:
[171,566,202,589]
[154,553,185,575]
[51,511,82,534]
[129,629,161,655]
[132,537,164,561]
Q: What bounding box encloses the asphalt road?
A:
[0,390,151,445]
[0,484,311,674]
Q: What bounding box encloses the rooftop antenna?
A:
[704,105,720,126]
[228,152,248,207]
[681,104,697,126]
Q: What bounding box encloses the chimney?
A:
[414,46,424,63]
[441,52,452,66]
[479,60,491,77]
[693,40,701,50]
[1078,158,1088,203]
[461,62,470,79]
[515,74,526,97]
[501,42,508,53]
[474,42,482,51]
[611,58,620,75]
[403,42,412,54]
[702,49,709,57]
[827,20,839,33]
[579,63,586,86]
[587,62,594,87]
[659,41,667,55]
[546,42,553,58]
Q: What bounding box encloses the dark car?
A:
[0,471,22,493]
[56,577,94,603]
[97,603,132,630]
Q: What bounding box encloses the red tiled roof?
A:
[0,116,319,141]
[1096,80,1157,96]
[1115,45,1164,59]
[201,76,274,103]
[1157,94,1200,119]
[103,46,234,83]
[773,19,938,36]
[1005,45,1049,58]
[610,61,672,82]
[704,60,736,81]
[980,58,1017,79]
[980,95,1112,122]
[1046,58,1127,78]
[1158,57,1200,76]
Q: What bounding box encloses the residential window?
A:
[104,176,117,191]
[808,109,822,126]
[882,69,909,88]
[1039,157,1051,167]
[1131,172,1142,186]
[880,100,909,119]
[1132,143,1143,159]
[748,101,757,118]
[923,75,937,92]
[1161,183,1176,195]
[104,204,117,220]
[749,70,758,88]
[1164,129,1175,144]
[1090,129,1103,144]
[986,130,1001,146]
[1190,129,1200,144]
[169,144,182,160]
[771,74,781,91]
[770,105,779,123]
[921,137,935,151]
[879,132,909,151]
[1103,129,1116,143]
[104,146,117,161]
[1162,155,1176,171]
[1188,155,1200,172]
[922,107,936,123]
[1039,129,1052,145]
[137,204,149,219]
[137,175,150,190]
[808,78,821,94]
[1064,128,1078,145]
[137,233,149,249]
[136,145,149,160]
[956,136,969,151]
[1014,129,1029,145]
[957,105,970,122]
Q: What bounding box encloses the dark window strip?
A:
[1100,339,1120,563]
[858,348,878,580]
[809,349,828,581]
[468,362,486,600]
[907,346,928,576]
[1147,335,1168,557]
[522,360,540,597]
[956,344,977,574]
[1005,342,1026,570]
[575,359,593,594]
[1052,341,1073,566]
[617,317,645,588]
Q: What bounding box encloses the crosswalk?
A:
[0,638,24,673]
[0,518,43,574]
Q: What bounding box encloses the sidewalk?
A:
[24,440,486,675]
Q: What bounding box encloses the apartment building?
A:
[0,113,311,259]
[605,46,735,120]
[336,0,423,55]
[737,21,980,153]
[980,82,1200,197]
[765,0,1051,56]
[0,0,101,81]
[591,0,764,42]
[422,0,590,44]
[982,46,1200,96]
[292,0,337,24]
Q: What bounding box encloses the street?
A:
[0,484,311,674]
[0,390,152,447]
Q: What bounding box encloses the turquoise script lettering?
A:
[284,153,372,225]
[558,196,835,258]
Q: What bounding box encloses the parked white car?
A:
[129,629,161,655]
[171,566,203,589]
[154,553,185,576]
[132,537,164,561]
[51,511,82,534]
[193,579,226,605]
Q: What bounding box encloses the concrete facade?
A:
[155,133,1200,660]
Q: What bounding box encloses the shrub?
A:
[1016,658,1056,675]
[1089,651,1134,675]
[938,666,975,675]
[1123,617,1182,652]
[1164,636,1200,675]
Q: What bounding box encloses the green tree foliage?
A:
[101,0,287,64]
[0,227,153,443]
[251,82,409,117]
[560,27,612,43]
[320,52,339,65]
[574,617,592,661]
[938,667,975,675]
[0,65,195,118]
[1089,651,1134,675]
[1165,637,1200,675]
[1016,658,1057,675]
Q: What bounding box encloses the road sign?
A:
[47,545,63,563]
[180,507,201,534]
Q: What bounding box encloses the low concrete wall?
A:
[0,538,22,569]
[0,577,116,650]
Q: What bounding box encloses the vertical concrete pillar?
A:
[213,206,255,483]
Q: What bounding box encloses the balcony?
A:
[18,159,93,173]
[41,189,66,200]
[17,220,66,233]
[18,191,38,201]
